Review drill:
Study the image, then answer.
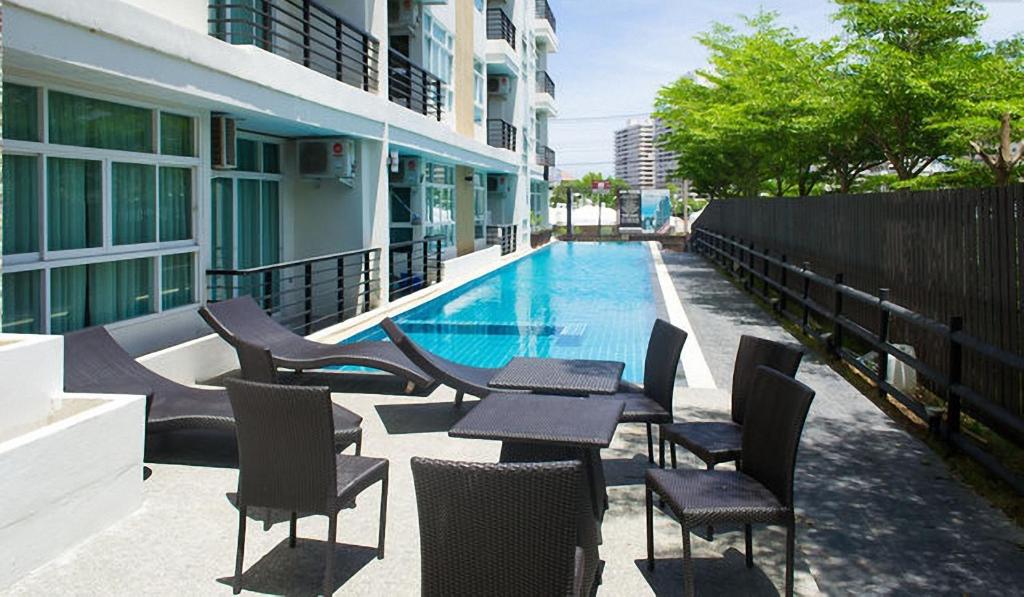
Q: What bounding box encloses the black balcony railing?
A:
[208,0,380,92]
[536,71,555,97]
[487,8,516,50]
[389,236,444,301]
[207,247,381,335]
[487,119,517,151]
[535,0,556,32]
[487,225,518,256]
[537,145,556,168]
[389,49,444,121]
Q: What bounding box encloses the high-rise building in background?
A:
[614,118,678,189]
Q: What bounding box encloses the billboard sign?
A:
[618,190,642,228]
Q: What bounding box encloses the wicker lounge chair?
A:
[411,457,589,597]
[645,367,815,597]
[380,317,526,407]
[226,379,388,596]
[62,326,361,453]
[660,335,804,471]
[199,297,434,392]
[592,319,688,465]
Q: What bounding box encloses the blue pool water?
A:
[344,242,661,382]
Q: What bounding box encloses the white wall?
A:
[118,0,208,33]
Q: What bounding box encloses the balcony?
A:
[487,8,516,50]
[536,71,555,98]
[487,119,518,152]
[208,0,380,92]
[388,49,443,121]
[537,145,556,168]
[535,71,557,116]
[533,0,559,52]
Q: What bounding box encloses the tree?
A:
[550,172,630,208]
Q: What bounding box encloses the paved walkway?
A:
[661,250,1024,595]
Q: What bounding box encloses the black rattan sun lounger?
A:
[62,326,362,452]
[198,297,434,392]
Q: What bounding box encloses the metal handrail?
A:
[487,119,517,151]
[487,8,516,49]
[388,48,443,121]
[536,71,556,97]
[535,0,556,32]
[537,145,555,167]
[208,0,380,92]
[389,236,445,300]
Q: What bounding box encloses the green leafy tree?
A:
[551,172,630,208]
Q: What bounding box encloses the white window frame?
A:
[422,13,455,111]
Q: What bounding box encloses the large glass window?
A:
[209,0,270,48]
[3,155,40,255]
[160,113,195,157]
[474,173,488,240]
[423,14,455,110]
[3,83,39,142]
[159,167,193,241]
[48,91,153,152]
[47,157,103,251]
[1,271,41,334]
[473,60,486,124]
[50,258,154,333]
[112,162,157,245]
[161,253,195,310]
[424,162,455,249]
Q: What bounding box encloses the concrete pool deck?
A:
[8,249,1023,595]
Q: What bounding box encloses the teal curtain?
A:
[50,265,87,333]
[262,143,280,173]
[87,258,154,326]
[3,83,39,141]
[1,271,41,334]
[48,91,153,152]
[237,179,262,268]
[159,113,194,156]
[261,181,280,264]
[161,253,194,310]
[236,139,259,172]
[47,158,102,251]
[112,163,157,245]
[159,167,193,241]
[210,178,235,301]
[3,155,40,255]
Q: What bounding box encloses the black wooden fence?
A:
[692,184,1024,493]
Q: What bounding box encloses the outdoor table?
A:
[487,356,626,395]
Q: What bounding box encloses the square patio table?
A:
[487,357,626,395]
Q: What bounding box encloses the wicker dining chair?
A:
[645,367,815,597]
[411,457,588,597]
[225,379,388,596]
[660,335,804,471]
[232,339,363,455]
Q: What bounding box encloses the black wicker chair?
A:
[200,297,434,393]
[233,338,363,455]
[660,335,804,471]
[62,326,361,452]
[645,367,815,597]
[225,379,388,596]
[381,317,527,407]
[411,457,589,597]
[593,319,688,465]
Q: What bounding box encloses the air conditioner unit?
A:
[298,138,357,180]
[211,115,237,170]
[488,76,512,97]
[393,0,420,28]
[487,175,506,194]
[400,157,420,185]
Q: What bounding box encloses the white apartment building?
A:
[614,117,677,189]
[0,0,559,354]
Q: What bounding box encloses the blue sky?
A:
[547,0,1024,178]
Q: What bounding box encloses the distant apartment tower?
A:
[614,118,678,189]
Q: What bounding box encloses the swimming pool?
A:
[344,242,662,382]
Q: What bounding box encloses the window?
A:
[424,162,455,249]
[1,82,199,333]
[473,59,486,123]
[474,173,488,240]
[423,14,455,110]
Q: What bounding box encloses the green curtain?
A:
[47,158,102,251]
[3,83,39,142]
[87,258,154,327]
[210,178,234,301]
[1,271,41,334]
[161,253,194,310]
[112,163,157,245]
[160,113,194,157]
[237,179,262,268]
[48,91,153,152]
[50,265,87,333]
[159,167,193,241]
[261,181,280,264]
[236,139,259,172]
[3,155,40,255]
[262,142,280,174]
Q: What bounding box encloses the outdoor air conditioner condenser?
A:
[211,115,237,170]
[299,138,357,182]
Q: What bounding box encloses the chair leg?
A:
[289,512,298,548]
[682,527,695,597]
[706,463,715,541]
[670,443,677,469]
[355,436,362,456]
[233,506,247,595]
[454,390,464,408]
[377,476,389,559]
[324,514,338,597]
[646,423,654,464]
[645,485,655,570]
[744,524,753,568]
[785,516,795,597]
[658,432,666,469]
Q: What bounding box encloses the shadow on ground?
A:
[375,401,477,435]
[217,538,377,596]
[635,548,780,597]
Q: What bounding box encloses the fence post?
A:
[406,247,414,290]
[363,251,372,314]
[946,316,964,439]
[304,262,313,335]
[744,243,754,291]
[337,256,346,322]
[779,255,788,314]
[762,247,770,296]
[435,239,443,283]
[422,241,430,287]
[302,0,312,67]
[801,262,811,331]
[832,273,844,356]
[262,271,273,311]
[877,288,891,399]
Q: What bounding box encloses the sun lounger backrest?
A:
[63,326,165,391]
[200,296,297,348]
